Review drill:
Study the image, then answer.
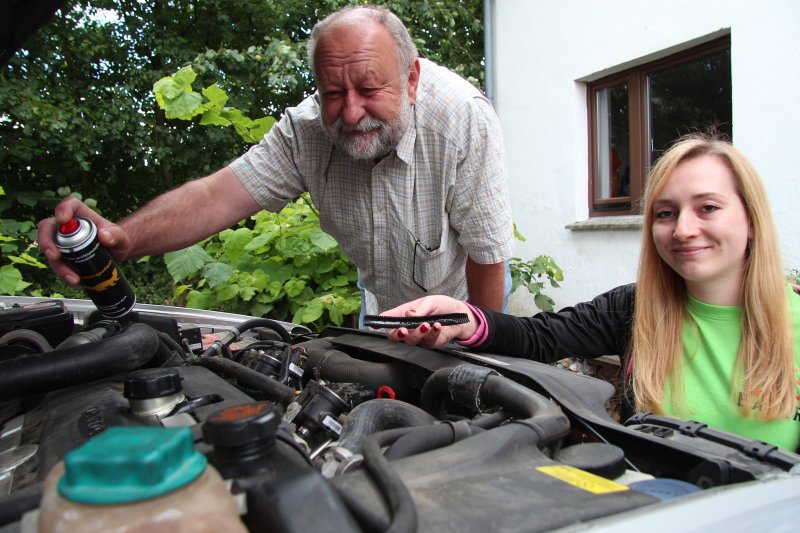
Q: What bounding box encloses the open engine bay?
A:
[1,296,799,532]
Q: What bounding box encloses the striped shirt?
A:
[229,58,514,313]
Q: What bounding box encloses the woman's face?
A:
[651,154,752,304]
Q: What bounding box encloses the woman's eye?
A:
[700,204,720,214]
[655,209,674,219]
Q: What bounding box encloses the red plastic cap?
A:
[59,218,80,235]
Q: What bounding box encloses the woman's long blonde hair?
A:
[631,134,795,419]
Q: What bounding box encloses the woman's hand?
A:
[379,295,478,349]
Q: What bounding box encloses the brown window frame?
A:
[587,36,731,217]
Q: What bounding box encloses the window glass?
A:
[648,48,732,164]
[595,82,630,200]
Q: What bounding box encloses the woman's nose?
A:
[672,212,699,239]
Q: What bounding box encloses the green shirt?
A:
[662,285,800,451]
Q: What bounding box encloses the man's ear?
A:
[407,59,420,104]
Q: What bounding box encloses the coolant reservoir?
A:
[37,426,247,533]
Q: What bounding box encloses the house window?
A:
[588,36,731,216]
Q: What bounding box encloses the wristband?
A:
[455,302,489,347]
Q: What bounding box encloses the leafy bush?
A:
[164,194,360,329]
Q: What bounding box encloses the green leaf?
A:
[186,290,212,309]
[172,65,198,88]
[15,192,39,208]
[239,285,256,301]
[9,253,46,268]
[165,246,214,281]
[164,91,204,120]
[216,283,239,302]
[285,277,307,298]
[248,116,276,140]
[261,259,294,285]
[294,298,324,324]
[202,84,229,111]
[201,261,234,288]
[221,227,253,261]
[278,237,309,258]
[244,232,275,252]
[199,109,232,127]
[534,293,555,312]
[309,226,338,251]
[0,265,30,294]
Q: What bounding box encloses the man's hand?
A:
[38,197,132,287]
[379,295,478,349]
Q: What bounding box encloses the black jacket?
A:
[478,283,636,365]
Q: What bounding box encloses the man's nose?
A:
[342,91,366,126]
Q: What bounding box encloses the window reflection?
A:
[595,82,629,199]
[648,48,732,164]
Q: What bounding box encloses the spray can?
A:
[55,217,136,319]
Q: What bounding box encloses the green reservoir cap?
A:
[57,426,207,504]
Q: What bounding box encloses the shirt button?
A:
[378,240,385,246]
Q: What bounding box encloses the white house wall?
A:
[493,0,800,313]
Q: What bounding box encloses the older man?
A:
[39,5,514,319]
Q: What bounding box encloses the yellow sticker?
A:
[536,465,629,494]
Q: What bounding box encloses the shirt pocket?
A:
[409,223,452,292]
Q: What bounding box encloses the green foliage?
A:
[153,66,276,143]
[0,186,80,296]
[164,195,360,329]
[510,225,564,312]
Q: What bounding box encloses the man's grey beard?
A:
[323,92,413,160]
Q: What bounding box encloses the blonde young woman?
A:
[380,135,800,452]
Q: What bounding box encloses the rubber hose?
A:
[419,364,493,418]
[0,323,160,401]
[192,356,296,406]
[304,349,415,401]
[149,331,186,367]
[337,399,437,454]
[383,423,474,460]
[419,364,570,445]
[362,428,418,533]
[480,374,571,445]
[234,318,292,344]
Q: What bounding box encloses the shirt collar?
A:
[393,106,417,165]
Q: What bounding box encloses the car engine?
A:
[1,298,799,532]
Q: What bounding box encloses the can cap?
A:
[57,426,207,504]
[58,218,80,235]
